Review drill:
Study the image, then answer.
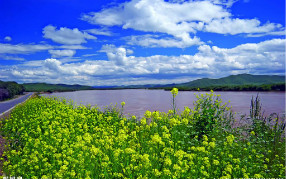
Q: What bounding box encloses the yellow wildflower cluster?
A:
[0,91,284,178]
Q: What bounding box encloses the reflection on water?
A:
[43,89,285,117]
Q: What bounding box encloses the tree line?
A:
[161,83,285,91]
[0,81,25,101]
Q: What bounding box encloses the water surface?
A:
[43,89,285,117]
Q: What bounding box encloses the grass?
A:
[0,89,285,178]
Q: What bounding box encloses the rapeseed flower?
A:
[171,88,178,97]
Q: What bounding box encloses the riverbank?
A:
[42,89,285,118]
[0,91,284,178]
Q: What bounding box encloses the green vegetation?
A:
[175,74,285,88]
[163,83,285,91]
[23,83,94,92]
[118,74,286,91]
[0,81,25,101]
[1,89,284,178]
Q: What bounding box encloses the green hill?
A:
[0,80,25,101]
[23,83,94,92]
[176,74,285,88]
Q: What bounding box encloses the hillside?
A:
[176,74,285,88]
[23,83,94,92]
[118,74,285,91]
[0,80,25,101]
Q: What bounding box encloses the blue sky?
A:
[0,0,285,86]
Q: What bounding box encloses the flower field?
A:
[0,90,285,178]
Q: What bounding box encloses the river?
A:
[42,89,285,118]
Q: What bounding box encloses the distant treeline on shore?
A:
[22,83,94,92]
[160,83,285,91]
[0,74,285,100]
[0,81,25,101]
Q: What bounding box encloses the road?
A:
[0,92,34,114]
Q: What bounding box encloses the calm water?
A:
[43,89,285,117]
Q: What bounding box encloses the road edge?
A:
[0,92,34,119]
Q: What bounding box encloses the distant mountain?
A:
[22,74,285,92]
[119,74,285,91]
[23,83,94,92]
[175,74,285,88]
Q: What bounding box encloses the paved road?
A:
[0,92,34,114]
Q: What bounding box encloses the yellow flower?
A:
[203,141,208,146]
[171,88,179,96]
[182,118,188,125]
[250,131,255,135]
[226,134,235,145]
[170,118,180,126]
[140,118,147,125]
[225,164,233,174]
[144,110,152,118]
[125,148,136,154]
[164,157,172,166]
[173,164,181,171]
[163,169,171,176]
[154,169,161,177]
[175,150,185,161]
[91,146,100,156]
[202,171,209,177]
[209,142,215,148]
[121,101,125,106]
[203,135,208,142]
[254,174,263,178]
[213,160,219,165]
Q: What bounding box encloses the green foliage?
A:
[0,90,285,178]
[176,74,285,88]
[247,95,285,163]
[0,80,25,100]
[23,83,94,92]
[164,83,285,91]
[170,88,178,115]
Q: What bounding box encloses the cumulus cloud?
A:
[43,25,97,45]
[3,39,284,86]
[126,34,202,48]
[99,44,133,65]
[81,0,284,48]
[204,18,284,35]
[0,43,53,54]
[49,49,76,58]
[4,36,12,41]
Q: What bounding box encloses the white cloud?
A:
[204,18,284,35]
[4,36,12,41]
[3,39,285,86]
[59,45,88,50]
[85,28,114,36]
[99,44,129,65]
[0,43,53,54]
[81,0,228,47]
[49,49,76,58]
[0,55,24,61]
[208,0,238,8]
[43,25,97,45]
[126,34,202,48]
[82,0,284,48]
